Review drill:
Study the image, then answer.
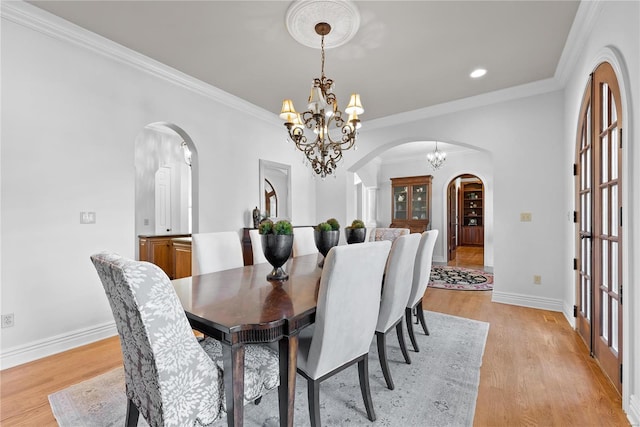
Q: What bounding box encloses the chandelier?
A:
[427,142,447,170]
[280,22,363,178]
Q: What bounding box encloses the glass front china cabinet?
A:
[390,175,432,233]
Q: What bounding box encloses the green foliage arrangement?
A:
[258,219,274,235]
[315,222,332,232]
[326,218,340,231]
[347,219,365,229]
[273,220,293,235]
[259,219,293,235]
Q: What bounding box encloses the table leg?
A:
[278,335,298,427]
[222,343,245,427]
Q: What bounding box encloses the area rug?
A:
[429,266,494,291]
[49,311,489,427]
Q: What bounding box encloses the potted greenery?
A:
[344,219,366,244]
[314,218,340,267]
[259,219,294,281]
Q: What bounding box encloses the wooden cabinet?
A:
[172,237,192,279]
[460,181,484,246]
[138,234,190,279]
[390,175,432,233]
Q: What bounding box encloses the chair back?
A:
[377,233,421,332]
[90,252,222,426]
[249,229,268,264]
[369,227,410,242]
[192,231,243,275]
[292,226,317,257]
[407,230,439,307]
[303,241,391,379]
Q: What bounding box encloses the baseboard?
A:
[491,291,564,312]
[562,301,576,328]
[0,321,117,370]
[628,394,640,426]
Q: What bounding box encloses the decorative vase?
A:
[261,234,293,281]
[314,229,340,267]
[252,206,261,229]
[344,227,366,244]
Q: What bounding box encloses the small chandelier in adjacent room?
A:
[280,22,363,178]
[427,142,447,170]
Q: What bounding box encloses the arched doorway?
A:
[575,61,623,393]
[134,123,198,256]
[446,174,484,268]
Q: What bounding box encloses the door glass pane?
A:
[612,185,618,237]
[586,192,591,231]
[602,240,609,290]
[602,187,608,235]
[611,129,618,180]
[612,301,618,352]
[586,234,591,277]
[611,241,618,294]
[602,290,608,341]
[601,134,609,182]
[602,83,609,130]
[412,184,427,220]
[581,152,587,188]
[587,146,591,187]
[393,186,407,219]
[611,93,617,123]
[587,277,591,319]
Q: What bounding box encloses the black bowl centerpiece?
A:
[344,219,366,244]
[314,218,340,267]
[259,219,294,281]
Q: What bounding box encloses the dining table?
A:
[171,253,323,427]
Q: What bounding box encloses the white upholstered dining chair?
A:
[248,229,268,264]
[405,229,439,352]
[375,232,421,390]
[292,226,317,257]
[90,252,279,427]
[296,240,392,426]
[192,231,244,275]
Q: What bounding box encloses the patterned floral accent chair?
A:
[90,252,279,427]
[368,227,410,243]
[405,229,439,352]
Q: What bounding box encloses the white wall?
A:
[0,5,316,367]
[560,1,639,421]
[376,149,494,266]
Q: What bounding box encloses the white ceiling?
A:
[27,0,580,161]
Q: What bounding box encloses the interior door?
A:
[576,62,623,394]
[155,166,172,234]
[447,180,457,261]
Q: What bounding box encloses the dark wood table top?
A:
[172,254,322,343]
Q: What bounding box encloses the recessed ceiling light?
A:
[470,68,487,79]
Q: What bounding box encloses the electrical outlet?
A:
[533,275,542,285]
[80,212,96,224]
[520,212,532,222]
[1,313,14,328]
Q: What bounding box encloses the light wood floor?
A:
[0,246,630,426]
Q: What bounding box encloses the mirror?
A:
[259,160,291,220]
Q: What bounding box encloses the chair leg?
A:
[125,398,139,427]
[376,331,394,390]
[307,378,321,427]
[253,396,262,405]
[416,299,429,336]
[405,307,419,352]
[395,321,411,365]
[357,356,376,422]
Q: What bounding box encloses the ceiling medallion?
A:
[286,0,361,49]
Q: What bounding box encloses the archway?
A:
[134,122,199,257]
[445,173,485,268]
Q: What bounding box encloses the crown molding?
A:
[364,77,562,131]
[554,0,603,85]
[1,0,280,127]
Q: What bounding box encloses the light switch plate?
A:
[520,212,532,222]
